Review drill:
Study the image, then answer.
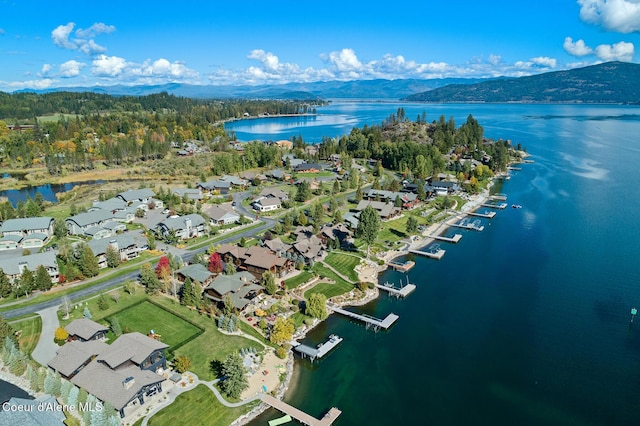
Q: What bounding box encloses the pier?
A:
[507,166,522,171]
[261,394,342,426]
[468,210,496,219]
[293,334,343,362]
[481,202,507,209]
[409,247,446,260]
[428,233,462,243]
[387,260,415,272]
[450,219,484,231]
[328,304,399,331]
[376,281,416,298]
[490,193,508,201]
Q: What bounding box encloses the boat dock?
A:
[329,304,399,331]
[490,194,508,201]
[261,394,342,426]
[450,219,484,231]
[376,281,416,298]
[387,260,415,272]
[468,210,496,219]
[409,247,446,260]
[428,233,462,243]
[293,334,343,362]
[507,166,522,171]
[481,202,508,209]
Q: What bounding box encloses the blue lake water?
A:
[236,103,640,425]
[0,180,107,207]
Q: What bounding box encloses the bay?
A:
[231,103,640,425]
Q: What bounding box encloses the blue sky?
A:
[1,0,639,91]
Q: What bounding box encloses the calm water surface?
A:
[240,103,640,425]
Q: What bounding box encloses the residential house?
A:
[354,200,400,220]
[292,235,324,263]
[117,189,155,206]
[89,198,128,213]
[282,154,305,168]
[220,175,249,188]
[65,210,116,235]
[262,237,292,255]
[239,171,267,184]
[295,177,321,191]
[197,179,231,195]
[48,332,168,418]
[65,318,109,342]
[319,223,351,246]
[0,251,59,284]
[257,187,289,202]
[156,214,207,240]
[428,180,460,196]
[265,168,291,181]
[83,226,113,240]
[252,197,281,212]
[203,205,240,226]
[274,139,293,150]
[176,263,215,287]
[172,188,204,202]
[203,271,262,310]
[0,217,55,250]
[294,163,322,173]
[87,234,144,268]
[365,189,418,209]
[216,244,291,279]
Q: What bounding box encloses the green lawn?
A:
[284,271,314,289]
[12,316,42,356]
[58,286,149,327]
[306,263,354,299]
[148,384,257,426]
[324,252,361,282]
[152,297,264,380]
[106,301,203,350]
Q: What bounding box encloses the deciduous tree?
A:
[306,293,328,320]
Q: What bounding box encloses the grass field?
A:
[148,384,258,426]
[324,252,361,282]
[284,271,314,289]
[107,301,203,350]
[306,263,354,299]
[12,316,42,356]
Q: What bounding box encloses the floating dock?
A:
[409,248,446,260]
[490,194,508,201]
[450,219,484,231]
[328,304,399,331]
[428,233,462,243]
[481,202,507,209]
[387,260,415,272]
[262,394,342,426]
[269,415,293,426]
[468,210,496,219]
[293,334,343,362]
[376,281,416,298]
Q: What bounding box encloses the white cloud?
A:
[60,60,85,78]
[247,50,281,72]
[5,78,55,90]
[51,22,113,55]
[327,48,363,72]
[91,55,127,76]
[531,56,557,67]
[40,64,52,77]
[595,40,635,60]
[52,22,76,49]
[133,58,199,79]
[564,37,594,56]
[579,0,640,33]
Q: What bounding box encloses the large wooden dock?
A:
[409,248,446,259]
[261,394,342,426]
[490,193,508,201]
[482,202,507,209]
[387,260,415,272]
[428,233,462,243]
[329,304,399,331]
[468,210,496,219]
[376,281,416,298]
[293,335,343,362]
[450,220,484,231]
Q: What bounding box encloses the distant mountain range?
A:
[13,61,640,103]
[403,62,640,104]
[14,78,487,100]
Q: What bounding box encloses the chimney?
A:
[123,376,135,389]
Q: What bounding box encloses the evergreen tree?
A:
[77,243,99,278]
[224,260,236,275]
[16,268,35,296]
[53,218,67,239]
[0,270,11,298]
[68,385,79,409]
[140,263,161,294]
[35,265,53,291]
[261,271,277,295]
[61,380,72,404]
[105,244,121,268]
[356,206,381,259]
[180,277,199,307]
[406,216,419,235]
[219,353,248,399]
[83,306,92,319]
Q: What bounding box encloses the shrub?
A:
[173,355,192,373]
[275,346,287,359]
[54,327,68,344]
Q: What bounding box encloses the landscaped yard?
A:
[148,384,258,426]
[13,316,42,356]
[107,300,203,350]
[284,271,314,289]
[306,263,354,299]
[324,252,361,282]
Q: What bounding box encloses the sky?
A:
[1,0,640,92]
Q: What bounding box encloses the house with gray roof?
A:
[197,179,231,194]
[83,226,113,240]
[203,271,261,310]
[0,216,55,250]
[89,197,128,213]
[87,234,143,268]
[66,318,109,342]
[65,210,115,235]
[365,189,418,209]
[202,205,239,225]
[220,175,248,187]
[117,189,155,204]
[265,168,291,181]
[355,200,400,220]
[48,332,168,418]
[173,188,204,201]
[176,263,215,286]
[156,214,207,240]
[0,251,59,284]
[252,197,281,212]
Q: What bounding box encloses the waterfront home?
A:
[156,213,207,240]
[263,237,292,255]
[252,197,281,212]
[65,318,109,342]
[364,189,418,209]
[202,205,240,225]
[354,200,400,220]
[0,250,59,284]
[176,263,215,286]
[172,187,204,201]
[48,332,168,418]
[203,270,262,310]
[292,234,324,263]
[86,234,144,268]
[216,244,291,279]
[427,180,460,196]
[319,223,352,246]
